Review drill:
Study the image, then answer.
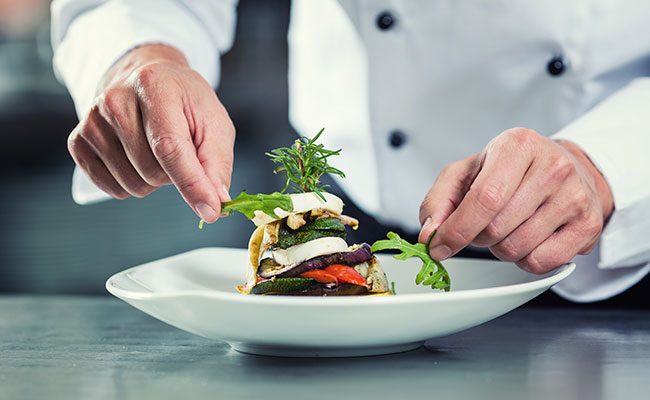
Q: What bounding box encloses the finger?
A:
[472,158,552,247]
[68,130,130,200]
[137,82,222,222]
[428,130,536,260]
[79,110,157,198]
[516,219,597,274]
[98,88,170,187]
[418,154,480,245]
[489,197,570,262]
[192,96,235,201]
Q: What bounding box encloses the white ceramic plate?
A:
[106,247,574,357]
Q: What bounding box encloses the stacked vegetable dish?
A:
[240,192,391,295]
[207,129,450,296]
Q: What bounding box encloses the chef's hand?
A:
[67,44,233,223]
[418,128,614,274]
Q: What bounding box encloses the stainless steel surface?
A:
[1,295,649,399]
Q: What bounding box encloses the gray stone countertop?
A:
[1,295,649,400]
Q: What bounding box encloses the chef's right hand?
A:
[67,44,234,223]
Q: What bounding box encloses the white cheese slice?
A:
[271,236,348,266]
[251,192,344,226]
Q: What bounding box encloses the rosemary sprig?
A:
[265,128,345,201]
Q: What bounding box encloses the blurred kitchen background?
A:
[0,0,647,307]
[0,0,298,294]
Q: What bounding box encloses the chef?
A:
[51,0,650,302]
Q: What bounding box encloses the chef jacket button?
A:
[376,12,395,30]
[547,56,566,77]
[389,130,406,148]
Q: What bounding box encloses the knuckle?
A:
[475,183,505,214]
[113,191,131,200]
[128,182,154,198]
[67,131,82,156]
[440,163,455,178]
[135,64,163,88]
[177,175,202,195]
[132,188,154,198]
[483,218,505,243]
[83,129,108,151]
[522,253,572,275]
[569,188,590,213]
[142,169,169,187]
[78,116,111,151]
[433,166,452,187]
[581,211,603,239]
[103,183,130,200]
[70,150,88,171]
[548,154,576,182]
[579,241,598,255]
[519,255,548,275]
[493,237,520,261]
[556,255,574,269]
[439,160,464,180]
[101,88,128,123]
[506,127,539,148]
[447,227,473,248]
[84,166,131,201]
[151,136,181,162]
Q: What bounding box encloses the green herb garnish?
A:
[371,231,450,292]
[265,128,345,201]
[390,281,397,295]
[199,129,345,226]
[221,191,293,220]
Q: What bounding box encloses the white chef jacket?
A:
[51,0,650,302]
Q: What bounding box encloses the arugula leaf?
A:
[221,191,293,220]
[371,231,450,292]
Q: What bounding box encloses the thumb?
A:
[418,154,481,245]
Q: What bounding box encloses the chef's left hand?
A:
[418,128,614,274]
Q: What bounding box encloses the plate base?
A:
[229,341,424,358]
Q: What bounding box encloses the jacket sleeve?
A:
[551,78,650,301]
[51,0,238,118]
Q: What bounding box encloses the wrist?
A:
[99,43,189,92]
[556,140,615,222]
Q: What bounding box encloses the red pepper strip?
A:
[299,270,339,285]
[323,264,368,287]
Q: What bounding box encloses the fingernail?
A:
[422,217,432,230]
[196,202,217,222]
[430,245,452,261]
[221,184,231,201]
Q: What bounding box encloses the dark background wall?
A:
[0,0,647,308]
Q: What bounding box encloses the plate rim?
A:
[106,247,575,305]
